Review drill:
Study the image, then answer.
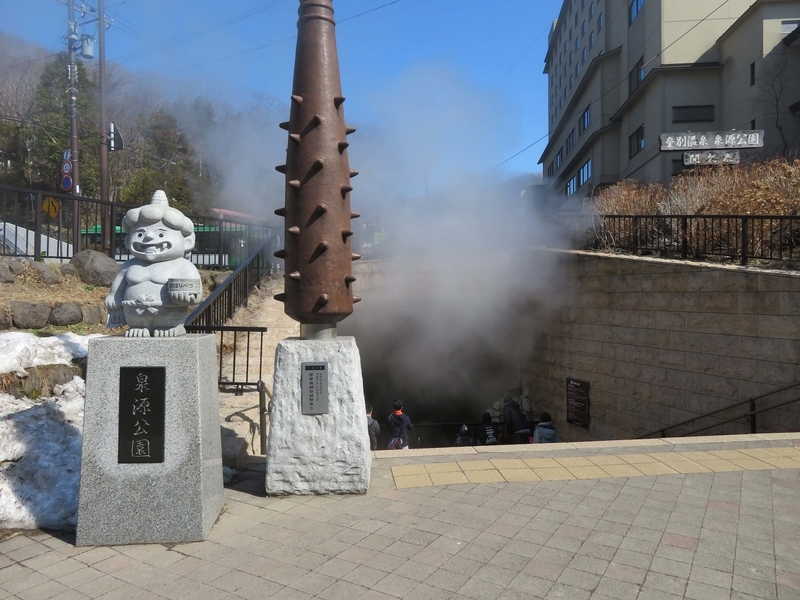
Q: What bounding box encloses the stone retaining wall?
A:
[1,301,107,330]
[525,251,800,441]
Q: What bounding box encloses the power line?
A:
[113,0,290,66]
[496,23,551,86]
[490,0,733,172]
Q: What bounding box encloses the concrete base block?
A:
[76,335,224,546]
[265,337,371,495]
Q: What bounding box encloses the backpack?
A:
[388,437,403,450]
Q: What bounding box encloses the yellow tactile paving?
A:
[465,469,505,484]
[529,467,576,481]
[457,460,494,471]
[424,462,461,474]
[429,471,469,486]
[567,466,611,479]
[386,446,800,490]
[498,469,541,482]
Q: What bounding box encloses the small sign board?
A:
[566,377,590,428]
[301,362,328,415]
[42,197,59,219]
[60,175,72,192]
[683,150,740,166]
[660,130,763,151]
[118,367,165,463]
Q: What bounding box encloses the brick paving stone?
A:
[555,566,601,591]
[567,554,608,576]
[594,577,640,600]
[685,580,733,600]
[643,572,689,596]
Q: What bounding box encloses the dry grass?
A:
[595,159,800,216]
[0,263,220,335]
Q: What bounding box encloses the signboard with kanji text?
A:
[683,150,741,166]
[660,130,763,151]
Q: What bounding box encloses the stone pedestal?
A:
[265,337,371,495]
[76,335,224,546]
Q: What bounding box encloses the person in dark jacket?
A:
[503,396,532,444]
[387,400,413,449]
[454,424,473,446]
[477,412,500,445]
[366,404,380,451]
[533,412,561,443]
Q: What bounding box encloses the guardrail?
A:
[582,213,800,265]
[639,381,800,438]
[0,184,280,268]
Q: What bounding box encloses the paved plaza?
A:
[2,433,800,600]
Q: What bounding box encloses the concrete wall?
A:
[526,251,800,441]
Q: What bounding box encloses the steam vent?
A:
[273,0,360,325]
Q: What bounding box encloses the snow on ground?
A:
[0,332,100,531]
[0,331,101,376]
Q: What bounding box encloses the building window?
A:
[582,21,586,35]
[629,125,645,158]
[566,128,576,154]
[566,176,578,196]
[582,47,587,62]
[629,57,645,95]
[581,0,586,8]
[579,105,591,134]
[750,62,756,86]
[576,35,580,49]
[598,12,604,30]
[629,0,644,25]
[574,12,578,27]
[672,105,715,123]
[579,158,592,186]
[751,119,756,129]
[590,2,594,17]
[590,31,595,48]
[570,74,574,88]
[547,162,554,177]
[569,50,574,64]
[781,19,800,34]
[556,150,563,168]
[576,61,581,76]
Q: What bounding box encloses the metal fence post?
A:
[741,217,749,266]
[749,399,756,433]
[681,216,688,259]
[33,193,43,261]
[632,217,639,255]
[258,380,268,455]
[217,220,224,269]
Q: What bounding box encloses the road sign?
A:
[660,130,764,151]
[683,149,741,166]
[62,150,71,161]
[42,197,60,219]
[61,161,72,175]
[108,122,124,151]
[60,175,73,192]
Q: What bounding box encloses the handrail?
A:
[639,380,800,438]
[679,395,800,437]
[186,236,273,328]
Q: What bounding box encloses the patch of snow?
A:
[0,377,84,530]
[0,332,103,377]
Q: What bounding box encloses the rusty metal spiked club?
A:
[273,0,360,334]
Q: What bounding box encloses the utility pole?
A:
[67,0,82,253]
[98,0,112,255]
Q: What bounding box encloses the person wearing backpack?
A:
[366,404,380,451]
[387,400,413,449]
[477,412,500,445]
[454,424,473,446]
[503,395,532,444]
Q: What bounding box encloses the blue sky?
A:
[2,0,558,180]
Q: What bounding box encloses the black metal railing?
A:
[185,238,275,389]
[185,237,274,328]
[0,184,280,268]
[585,213,800,265]
[639,381,800,438]
[184,325,268,392]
